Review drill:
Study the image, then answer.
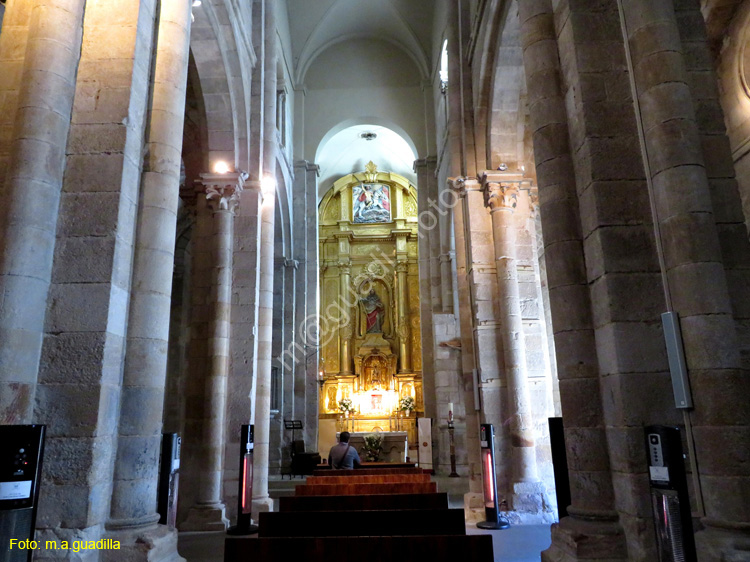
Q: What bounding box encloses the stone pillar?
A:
[518,2,627,559]
[33,0,158,552]
[225,182,263,523]
[618,1,750,557]
[338,262,353,375]
[251,0,279,517]
[415,157,438,419]
[183,174,244,531]
[293,160,320,449]
[447,177,493,515]
[0,0,85,424]
[105,0,191,556]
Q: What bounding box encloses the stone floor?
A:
[177,475,553,562]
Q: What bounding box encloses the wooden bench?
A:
[312,467,426,477]
[295,482,437,496]
[316,462,416,470]
[258,508,466,537]
[278,492,449,512]
[225,535,495,562]
[305,473,431,485]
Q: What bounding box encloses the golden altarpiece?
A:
[317,163,423,457]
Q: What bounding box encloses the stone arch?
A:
[474,0,528,174]
[189,0,253,172]
[316,117,419,164]
[717,0,750,232]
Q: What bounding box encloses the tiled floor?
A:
[177,475,553,562]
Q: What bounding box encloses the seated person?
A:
[328,431,362,469]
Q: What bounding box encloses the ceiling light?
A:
[359,132,377,141]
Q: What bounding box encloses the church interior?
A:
[0,0,749,560]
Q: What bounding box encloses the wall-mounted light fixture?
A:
[214,161,230,174]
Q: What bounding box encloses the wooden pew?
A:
[258,508,466,537]
[305,473,431,485]
[279,492,449,512]
[225,535,495,562]
[312,467,426,477]
[295,482,437,496]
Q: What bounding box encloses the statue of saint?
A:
[359,288,385,334]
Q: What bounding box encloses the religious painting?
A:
[353,183,391,223]
[370,394,383,412]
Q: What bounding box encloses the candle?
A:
[448,402,454,422]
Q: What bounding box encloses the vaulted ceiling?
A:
[285,0,436,83]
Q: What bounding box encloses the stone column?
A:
[483,173,550,518]
[293,160,320,449]
[105,0,192,556]
[0,0,85,424]
[183,174,244,531]
[252,183,276,516]
[251,0,279,517]
[338,262,353,375]
[618,1,750,557]
[519,1,627,559]
[396,259,411,373]
[439,253,454,313]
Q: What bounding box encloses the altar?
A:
[338,431,408,463]
[317,166,424,459]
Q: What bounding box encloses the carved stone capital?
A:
[339,263,351,276]
[485,182,519,212]
[447,176,482,196]
[529,188,540,217]
[395,261,409,274]
[447,176,466,196]
[198,171,247,213]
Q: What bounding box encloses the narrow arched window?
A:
[440,39,449,94]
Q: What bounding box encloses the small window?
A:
[271,366,281,413]
[0,1,6,38]
[440,39,449,94]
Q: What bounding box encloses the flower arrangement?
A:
[338,397,355,413]
[399,396,415,412]
[363,433,384,462]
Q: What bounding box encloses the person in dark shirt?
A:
[328,431,362,469]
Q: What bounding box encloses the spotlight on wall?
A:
[261,174,276,196]
[214,161,230,174]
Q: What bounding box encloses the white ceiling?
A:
[316,124,417,195]
[285,0,435,83]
